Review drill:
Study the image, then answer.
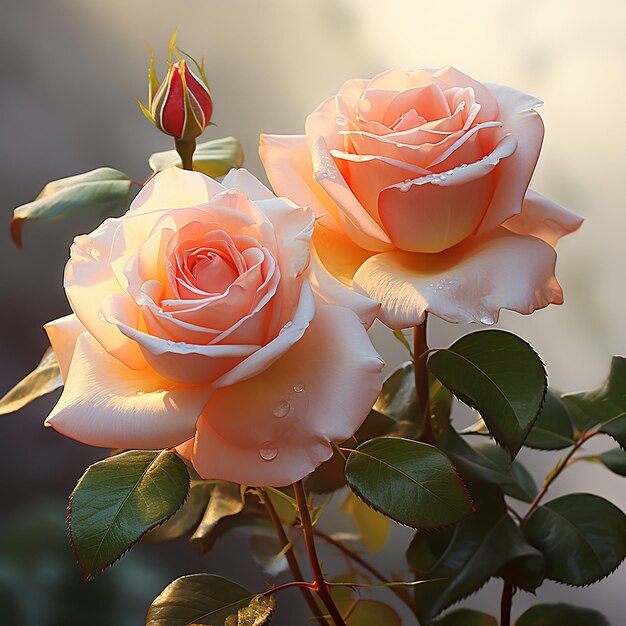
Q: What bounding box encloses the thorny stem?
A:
[313,528,416,616]
[260,488,329,626]
[294,481,348,626]
[414,316,434,444]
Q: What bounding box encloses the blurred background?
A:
[1,0,625,623]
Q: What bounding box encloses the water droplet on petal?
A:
[273,400,291,418]
[438,174,447,181]
[90,248,101,260]
[259,444,278,461]
[293,382,305,393]
[335,116,348,126]
[136,389,145,396]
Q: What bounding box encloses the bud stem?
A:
[175,138,196,171]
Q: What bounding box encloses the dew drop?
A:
[136,389,145,396]
[321,172,329,178]
[273,400,291,418]
[89,248,101,260]
[398,180,412,192]
[335,116,348,126]
[259,444,278,461]
[438,174,448,181]
[293,382,305,393]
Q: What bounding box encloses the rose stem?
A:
[293,481,348,626]
[174,137,196,171]
[260,488,329,626]
[313,527,416,615]
[414,315,434,444]
[500,580,514,626]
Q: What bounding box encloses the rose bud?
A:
[139,40,213,142]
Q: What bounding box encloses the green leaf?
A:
[68,450,188,579]
[564,356,626,446]
[190,481,245,554]
[373,361,416,422]
[432,608,497,626]
[345,437,473,528]
[524,389,577,450]
[599,447,626,475]
[0,348,62,415]
[523,492,626,585]
[142,482,211,544]
[11,167,132,246]
[392,329,413,357]
[428,330,547,458]
[439,428,537,502]
[407,485,545,623]
[250,531,289,576]
[341,599,401,625]
[149,136,244,178]
[341,491,391,553]
[145,574,275,625]
[515,603,610,626]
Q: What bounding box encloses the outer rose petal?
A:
[477,83,545,233]
[65,217,146,370]
[353,228,563,328]
[221,168,275,202]
[45,333,211,449]
[503,189,583,247]
[44,314,85,381]
[130,166,225,214]
[308,247,380,329]
[259,134,342,232]
[187,304,384,487]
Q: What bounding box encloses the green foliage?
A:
[523,493,626,586]
[0,348,62,415]
[345,437,473,528]
[515,603,610,626]
[407,485,545,623]
[148,136,244,178]
[564,356,626,447]
[11,167,132,246]
[190,481,246,554]
[142,482,211,544]
[439,428,537,502]
[432,608,497,626]
[145,574,275,625]
[428,330,547,458]
[599,447,626,475]
[68,450,189,579]
[523,389,576,450]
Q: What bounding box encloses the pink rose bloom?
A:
[260,66,583,328]
[44,167,383,487]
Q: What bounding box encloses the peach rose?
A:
[44,167,383,487]
[260,66,583,328]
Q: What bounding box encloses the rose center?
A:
[188,249,239,294]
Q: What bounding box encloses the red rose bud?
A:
[139,41,213,142]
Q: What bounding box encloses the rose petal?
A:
[503,189,583,247]
[65,218,146,370]
[188,304,384,486]
[477,83,545,233]
[221,168,275,202]
[377,135,517,252]
[353,227,563,328]
[44,314,85,381]
[311,136,394,252]
[308,245,379,328]
[130,166,225,214]
[211,280,316,388]
[45,333,211,449]
[259,133,342,232]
